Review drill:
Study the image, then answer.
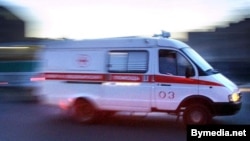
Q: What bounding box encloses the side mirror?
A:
[185,66,195,78]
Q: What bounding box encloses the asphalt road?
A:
[0,90,250,141]
[0,102,187,141]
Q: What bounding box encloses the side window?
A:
[108,50,148,73]
[159,49,194,76]
[159,50,177,75]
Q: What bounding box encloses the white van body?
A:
[40,33,241,125]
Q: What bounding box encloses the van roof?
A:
[42,36,190,49]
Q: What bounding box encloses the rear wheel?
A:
[183,104,212,125]
[71,99,96,124]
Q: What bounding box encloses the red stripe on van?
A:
[109,74,144,82]
[44,72,105,81]
[154,75,223,86]
[43,72,223,86]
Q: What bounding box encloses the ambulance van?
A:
[40,32,241,125]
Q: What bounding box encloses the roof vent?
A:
[153,30,171,38]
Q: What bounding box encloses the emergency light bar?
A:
[153,30,171,38]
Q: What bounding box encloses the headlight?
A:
[229,93,241,103]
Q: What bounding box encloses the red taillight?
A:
[59,98,73,110]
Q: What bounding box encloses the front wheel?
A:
[183,104,212,125]
[71,99,97,124]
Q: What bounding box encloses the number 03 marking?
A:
[159,91,175,99]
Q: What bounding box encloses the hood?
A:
[211,73,239,92]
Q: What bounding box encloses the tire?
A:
[183,104,212,125]
[71,99,96,124]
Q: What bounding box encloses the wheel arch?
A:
[73,96,98,109]
[178,95,215,115]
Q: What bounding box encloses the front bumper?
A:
[212,101,242,116]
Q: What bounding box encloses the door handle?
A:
[158,83,171,86]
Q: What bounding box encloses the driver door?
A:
[154,49,198,111]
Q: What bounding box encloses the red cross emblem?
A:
[78,54,90,67]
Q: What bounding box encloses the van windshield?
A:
[182,48,214,72]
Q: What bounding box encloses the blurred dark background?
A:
[0,6,25,43]
[186,18,250,84]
